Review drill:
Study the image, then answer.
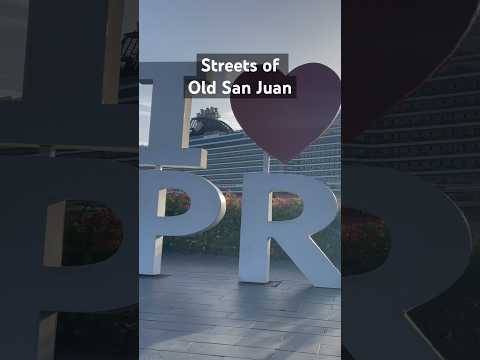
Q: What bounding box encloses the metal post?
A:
[263,152,271,173]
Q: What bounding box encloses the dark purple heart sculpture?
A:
[343,1,480,142]
[230,63,341,163]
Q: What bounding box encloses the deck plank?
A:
[140,254,341,359]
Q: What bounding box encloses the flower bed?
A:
[164,192,341,268]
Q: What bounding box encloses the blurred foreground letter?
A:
[343,166,471,359]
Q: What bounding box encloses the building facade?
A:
[119,28,138,105]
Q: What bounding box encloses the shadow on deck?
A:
[140,254,341,359]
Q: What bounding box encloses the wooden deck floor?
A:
[140,254,341,359]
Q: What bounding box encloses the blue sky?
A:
[140,0,340,144]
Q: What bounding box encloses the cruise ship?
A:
[344,16,480,235]
[189,107,341,195]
